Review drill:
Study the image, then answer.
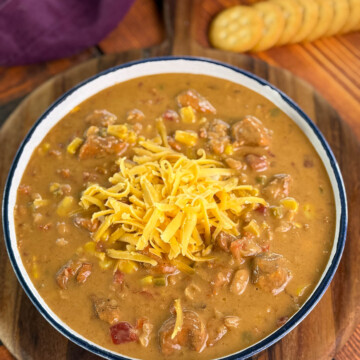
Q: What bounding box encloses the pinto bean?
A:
[162,109,180,122]
[230,269,250,295]
[225,158,243,170]
[215,231,236,252]
[56,222,69,235]
[136,318,153,347]
[127,109,145,123]
[76,263,92,284]
[224,316,241,328]
[212,269,233,295]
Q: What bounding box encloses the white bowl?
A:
[2,56,347,360]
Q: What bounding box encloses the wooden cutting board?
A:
[0,1,359,359]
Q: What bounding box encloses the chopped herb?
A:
[256,175,267,185]
[242,331,253,344]
[270,108,281,117]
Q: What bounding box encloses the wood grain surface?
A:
[0,0,359,359]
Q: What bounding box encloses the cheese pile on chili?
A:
[79,139,267,265]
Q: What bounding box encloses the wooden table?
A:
[0,0,359,359]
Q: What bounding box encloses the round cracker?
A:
[325,0,350,36]
[251,2,286,52]
[306,0,334,41]
[290,0,320,43]
[271,0,303,46]
[209,6,264,52]
[341,0,360,33]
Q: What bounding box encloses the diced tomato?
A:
[261,244,270,252]
[162,109,180,122]
[74,217,100,232]
[18,184,31,195]
[110,322,138,344]
[133,290,154,299]
[113,270,124,285]
[256,205,267,215]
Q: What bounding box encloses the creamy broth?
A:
[15,74,335,360]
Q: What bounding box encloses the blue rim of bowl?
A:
[2,56,347,360]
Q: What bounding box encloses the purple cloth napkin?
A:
[0,0,135,66]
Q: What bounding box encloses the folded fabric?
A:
[0,0,135,66]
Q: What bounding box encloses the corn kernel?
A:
[256,175,267,185]
[117,260,138,274]
[86,126,99,136]
[32,256,39,279]
[180,106,196,124]
[95,251,106,262]
[153,276,167,286]
[56,196,75,217]
[243,219,260,237]
[152,136,162,145]
[32,198,49,209]
[38,142,50,155]
[49,182,60,193]
[84,241,96,254]
[171,259,195,275]
[127,131,137,144]
[303,203,315,219]
[141,275,153,286]
[126,244,136,252]
[270,206,283,219]
[296,284,309,297]
[98,257,114,270]
[224,144,234,155]
[107,125,128,139]
[67,137,83,155]
[280,197,299,212]
[76,246,84,256]
[175,130,198,146]
[100,228,111,242]
[202,244,213,257]
[70,106,80,113]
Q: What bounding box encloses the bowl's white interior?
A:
[5,59,343,359]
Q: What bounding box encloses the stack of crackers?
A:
[209,0,360,52]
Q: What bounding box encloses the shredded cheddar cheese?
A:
[79,139,267,264]
[171,299,183,339]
